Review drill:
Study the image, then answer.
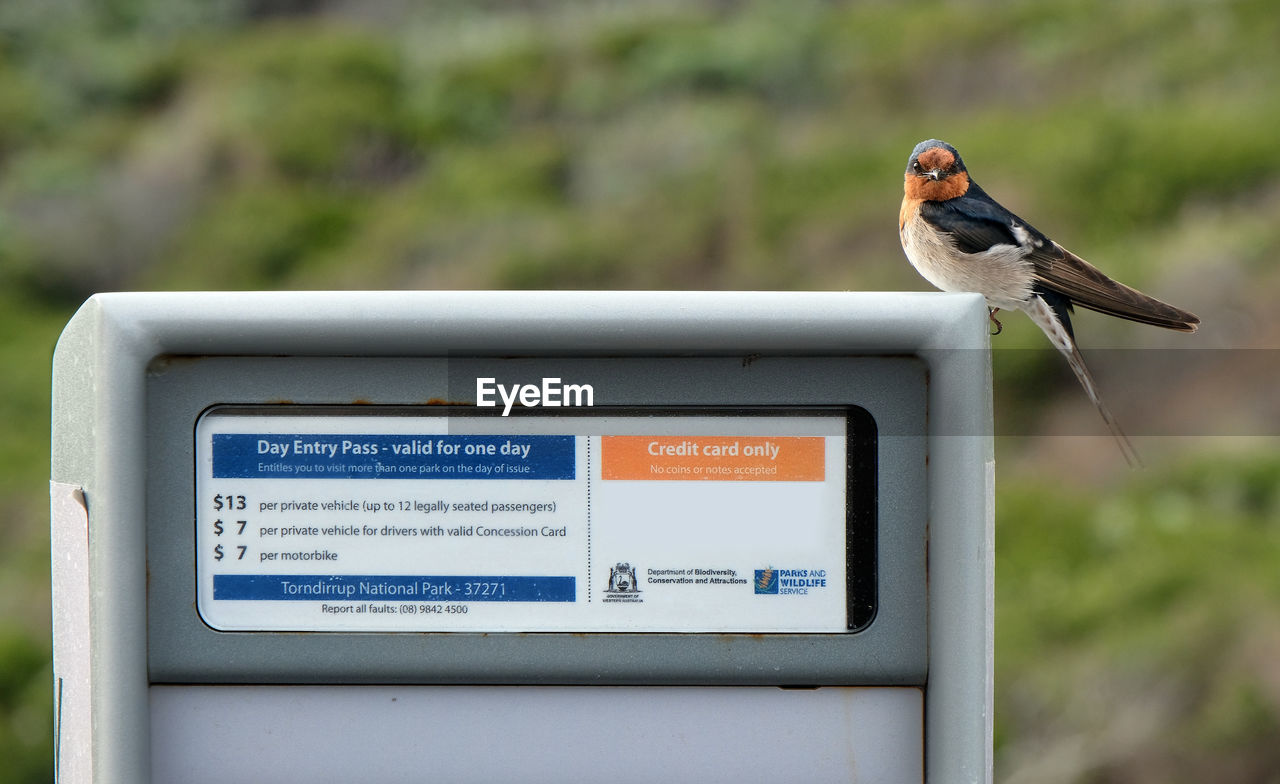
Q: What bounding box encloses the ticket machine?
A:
[52,291,993,783]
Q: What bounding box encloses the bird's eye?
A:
[911,161,922,172]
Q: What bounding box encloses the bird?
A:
[898,138,1199,465]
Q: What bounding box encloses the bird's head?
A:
[904,139,970,201]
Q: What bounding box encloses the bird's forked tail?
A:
[1022,295,1143,468]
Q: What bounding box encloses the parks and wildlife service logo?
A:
[754,568,779,594]
[754,567,827,595]
[602,562,643,603]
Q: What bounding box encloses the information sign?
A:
[195,408,865,633]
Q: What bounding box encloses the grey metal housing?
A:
[52,291,993,782]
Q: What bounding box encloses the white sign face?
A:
[195,410,852,633]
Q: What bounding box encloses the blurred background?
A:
[3,0,1279,781]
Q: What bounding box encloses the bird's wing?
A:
[1028,242,1200,332]
[927,182,1200,333]
[918,187,1024,254]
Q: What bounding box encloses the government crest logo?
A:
[602,562,643,603]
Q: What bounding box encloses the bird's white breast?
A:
[899,208,1036,311]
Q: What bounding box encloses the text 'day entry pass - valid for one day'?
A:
[194,409,855,633]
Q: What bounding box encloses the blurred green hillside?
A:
[3,1,1279,781]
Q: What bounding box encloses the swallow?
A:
[898,139,1199,465]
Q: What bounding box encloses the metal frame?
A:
[148,363,921,683]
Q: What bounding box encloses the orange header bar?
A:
[601,436,826,481]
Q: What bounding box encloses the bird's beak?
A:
[926,169,943,181]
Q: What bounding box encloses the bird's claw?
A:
[988,308,1003,336]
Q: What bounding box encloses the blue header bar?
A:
[212,434,575,480]
[214,574,576,602]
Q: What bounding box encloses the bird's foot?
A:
[988,308,1003,336]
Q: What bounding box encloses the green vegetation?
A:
[997,451,1280,781]
[1,1,1277,781]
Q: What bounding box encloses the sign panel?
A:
[195,408,861,633]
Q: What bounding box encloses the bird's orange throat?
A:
[903,170,970,202]
[899,196,919,230]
